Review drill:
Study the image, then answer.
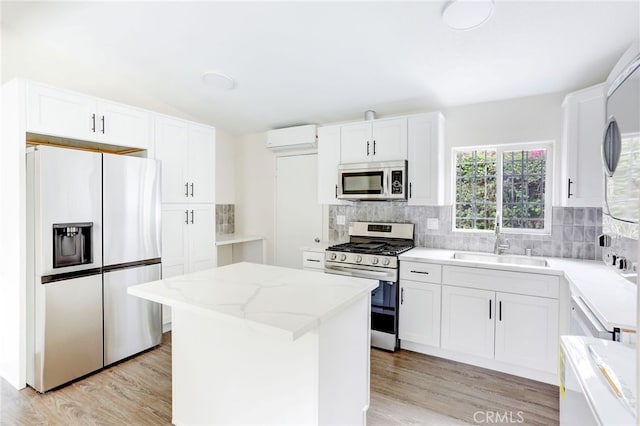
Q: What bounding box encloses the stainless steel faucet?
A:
[494,211,510,255]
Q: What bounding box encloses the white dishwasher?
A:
[560,336,636,425]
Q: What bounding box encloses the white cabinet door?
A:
[371,118,407,162]
[494,292,559,373]
[407,113,444,205]
[155,116,189,203]
[96,100,152,149]
[161,204,189,278]
[187,204,217,272]
[441,285,495,359]
[187,124,215,204]
[399,280,441,347]
[317,125,343,204]
[340,122,370,163]
[26,81,95,141]
[560,83,605,207]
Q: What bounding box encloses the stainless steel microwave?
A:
[337,160,407,201]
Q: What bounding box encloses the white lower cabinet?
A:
[494,292,558,373]
[441,286,495,359]
[399,280,441,347]
[399,259,560,382]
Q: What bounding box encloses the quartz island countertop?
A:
[128,261,377,340]
[128,261,376,425]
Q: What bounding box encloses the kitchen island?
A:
[128,262,377,425]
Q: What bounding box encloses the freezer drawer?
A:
[33,274,103,392]
[104,263,162,365]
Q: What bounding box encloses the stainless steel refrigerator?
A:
[26,145,162,392]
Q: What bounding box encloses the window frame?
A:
[452,141,554,234]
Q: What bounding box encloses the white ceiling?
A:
[2,1,639,135]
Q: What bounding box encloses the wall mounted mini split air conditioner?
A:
[266,124,317,154]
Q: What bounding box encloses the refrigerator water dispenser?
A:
[53,222,93,268]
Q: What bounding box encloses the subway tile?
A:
[573,208,586,226]
[585,208,597,226]
[572,226,584,242]
[584,226,596,244]
[562,226,574,241]
[552,207,564,225]
[562,208,574,225]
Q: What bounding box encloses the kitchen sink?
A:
[452,252,548,267]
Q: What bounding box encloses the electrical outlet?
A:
[337,215,346,225]
[427,218,439,230]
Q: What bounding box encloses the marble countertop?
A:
[215,234,265,246]
[400,248,637,332]
[128,262,377,340]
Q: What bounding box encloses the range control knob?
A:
[371,257,379,265]
[330,253,337,261]
[355,255,363,263]
[340,254,347,261]
[382,258,391,266]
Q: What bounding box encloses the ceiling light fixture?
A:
[442,0,494,31]
[201,71,237,91]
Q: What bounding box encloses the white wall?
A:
[234,132,276,264]
[441,92,565,205]
[215,128,236,204]
[0,79,27,389]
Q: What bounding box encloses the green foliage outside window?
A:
[455,147,547,231]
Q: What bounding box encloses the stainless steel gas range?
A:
[325,222,414,351]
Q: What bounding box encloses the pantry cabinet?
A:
[559,83,606,207]
[407,112,445,205]
[26,80,151,150]
[317,125,344,204]
[161,204,217,278]
[340,117,407,163]
[154,116,215,204]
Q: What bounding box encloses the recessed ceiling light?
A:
[201,71,237,91]
[442,0,494,31]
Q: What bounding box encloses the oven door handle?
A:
[324,264,396,282]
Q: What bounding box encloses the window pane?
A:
[502,148,547,229]
[454,149,497,230]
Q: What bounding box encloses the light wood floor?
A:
[1,333,558,425]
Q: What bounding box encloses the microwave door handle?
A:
[386,171,391,197]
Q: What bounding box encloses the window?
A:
[453,142,553,233]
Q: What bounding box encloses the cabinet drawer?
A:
[442,265,558,299]
[302,251,325,270]
[400,262,442,283]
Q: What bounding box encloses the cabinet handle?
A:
[306,259,321,262]
[401,287,404,304]
[190,210,194,224]
[190,182,194,197]
[335,184,338,198]
[410,270,429,275]
[101,115,105,134]
[567,178,574,199]
[499,301,502,321]
[367,141,370,156]
[91,114,96,132]
[184,183,189,197]
[409,182,412,198]
[489,299,492,320]
[373,140,376,155]
[184,210,189,224]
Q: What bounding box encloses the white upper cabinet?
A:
[559,83,606,207]
[154,116,215,204]
[340,117,407,163]
[407,112,445,206]
[26,81,151,150]
[317,125,344,205]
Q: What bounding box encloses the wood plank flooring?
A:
[1,333,558,425]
